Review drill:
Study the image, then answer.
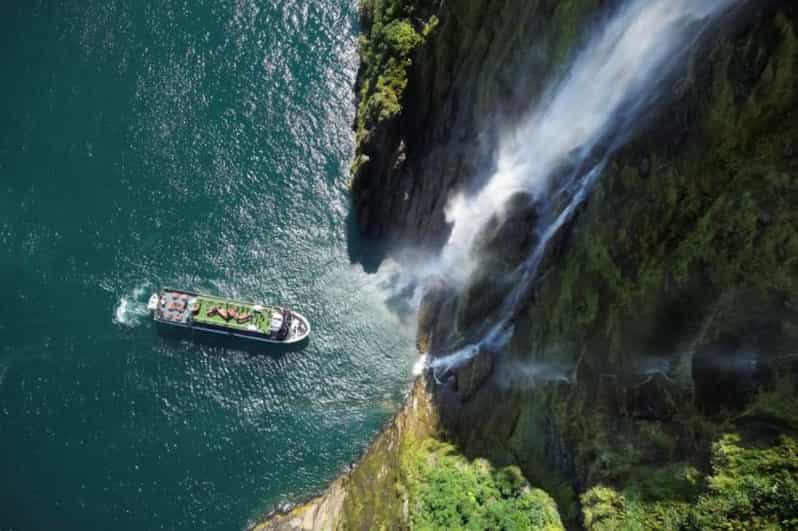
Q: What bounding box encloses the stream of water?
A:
[427,0,741,372]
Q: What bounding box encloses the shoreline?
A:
[251,375,438,530]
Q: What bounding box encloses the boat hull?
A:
[155,319,310,344]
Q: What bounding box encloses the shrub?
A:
[383,19,423,56]
[402,438,564,530]
[687,434,798,530]
[581,435,798,530]
[354,0,439,144]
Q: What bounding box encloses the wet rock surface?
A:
[265,1,798,528]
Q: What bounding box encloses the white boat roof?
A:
[270,311,283,333]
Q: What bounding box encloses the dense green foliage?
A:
[401,438,564,530]
[355,0,438,143]
[581,434,798,530]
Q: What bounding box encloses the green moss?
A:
[706,42,737,147]
[574,416,647,485]
[581,486,626,530]
[402,438,564,530]
[739,13,797,134]
[340,435,405,528]
[421,14,439,38]
[337,380,439,529]
[575,287,599,326]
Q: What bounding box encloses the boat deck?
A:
[192,295,273,334]
[156,291,192,324]
[155,290,276,335]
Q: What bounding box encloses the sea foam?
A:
[113,285,151,327]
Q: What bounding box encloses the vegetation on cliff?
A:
[538,9,798,348]
[262,2,798,530]
[581,433,798,530]
[337,382,564,530]
[415,3,798,530]
[258,381,564,530]
[348,0,606,244]
[402,438,563,530]
[354,0,438,146]
[341,432,565,530]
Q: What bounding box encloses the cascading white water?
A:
[426,0,741,373]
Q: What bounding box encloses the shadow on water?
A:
[156,324,309,357]
[381,273,419,325]
[345,208,388,273]
[344,209,424,326]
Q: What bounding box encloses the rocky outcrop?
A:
[254,379,440,531]
[421,0,798,525]
[264,0,798,528]
[350,0,600,250]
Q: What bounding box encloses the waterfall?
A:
[425,0,742,374]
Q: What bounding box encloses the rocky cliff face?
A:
[418,0,798,526]
[262,0,798,528]
[350,0,602,249]
[254,379,440,531]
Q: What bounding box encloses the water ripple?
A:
[0,1,411,530]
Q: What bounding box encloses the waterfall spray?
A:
[424,0,741,374]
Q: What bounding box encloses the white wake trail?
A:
[113,285,151,327]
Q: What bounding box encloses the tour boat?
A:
[147,288,310,344]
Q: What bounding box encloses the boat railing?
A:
[162,287,276,310]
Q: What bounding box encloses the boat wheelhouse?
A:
[147,288,310,344]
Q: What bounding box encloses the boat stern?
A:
[147,293,160,312]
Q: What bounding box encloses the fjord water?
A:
[0,1,415,529]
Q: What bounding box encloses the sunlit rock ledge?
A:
[253,377,440,530]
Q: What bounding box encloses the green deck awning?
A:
[191,296,272,334]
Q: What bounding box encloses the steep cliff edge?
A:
[260,0,798,529]
[254,379,439,531]
[420,0,798,527]
[256,379,564,531]
[349,0,601,249]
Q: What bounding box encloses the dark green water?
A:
[0,1,415,529]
